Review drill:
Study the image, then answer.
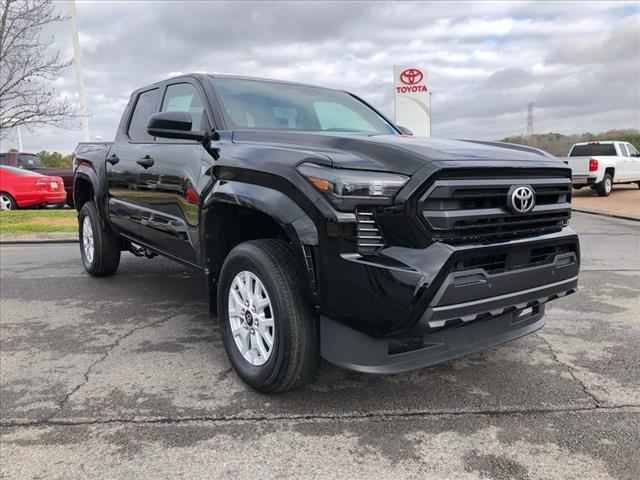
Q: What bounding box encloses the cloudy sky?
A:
[6,0,640,153]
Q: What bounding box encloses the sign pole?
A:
[428,91,432,137]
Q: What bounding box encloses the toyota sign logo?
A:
[508,185,536,214]
[400,68,423,85]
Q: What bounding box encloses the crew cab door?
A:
[616,143,632,181]
[143,81,212,265]
[107,87,164,245]
[627,143,640,180]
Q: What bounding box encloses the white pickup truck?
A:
[567,141,640,196]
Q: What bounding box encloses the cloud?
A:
[5,0,639,153]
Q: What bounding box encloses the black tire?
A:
[0,192,17,210]
[78,202,121,276]
[595,173,613,197]
[218,239,319,393]
[636,182,640,189]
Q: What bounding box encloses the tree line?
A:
[502,129,640,157]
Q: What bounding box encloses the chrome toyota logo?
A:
[508,185,535,214]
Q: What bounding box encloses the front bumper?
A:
[319,228,579,373]
[321,304,548,374]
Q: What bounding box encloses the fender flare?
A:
[201,180,320,310]
[202,180,319,246]
[73,166,109,223]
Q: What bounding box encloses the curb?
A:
[0,238,78,245]
[572,208,640,223]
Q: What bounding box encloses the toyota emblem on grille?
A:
[508,185,536,214]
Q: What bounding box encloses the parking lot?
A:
[572,185,640,220]
[1,212,639,479]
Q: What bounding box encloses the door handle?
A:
[107,153,120,165]
[137,155,154,169]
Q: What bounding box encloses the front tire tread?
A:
[218,239,318,393]
[79,202,121,276]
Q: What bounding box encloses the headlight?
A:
[297,163,409,211]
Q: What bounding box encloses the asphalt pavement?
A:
[1,212,639,479]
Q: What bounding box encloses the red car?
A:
[0,165,66,210]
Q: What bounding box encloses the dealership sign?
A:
[394,66,430,136]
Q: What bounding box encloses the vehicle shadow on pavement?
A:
[1,252,618,424]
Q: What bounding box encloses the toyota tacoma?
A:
[73,74,580,392]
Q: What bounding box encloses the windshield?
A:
[570,143,617,156]
[17,154,43,168]
[212,78,396,135]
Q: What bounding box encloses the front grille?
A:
[420,175,571,244]
[453,243,576,275]
[355,209,385,252]
[454,253,508,274]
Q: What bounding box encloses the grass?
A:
[0,209,78,234]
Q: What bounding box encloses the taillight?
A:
[35,179,60,191]
[589,159,598,172]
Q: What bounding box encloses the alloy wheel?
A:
[228,270,275,366]
[82,216,95,264]
[0,194,14,210]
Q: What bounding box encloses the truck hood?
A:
[232,130,562,175]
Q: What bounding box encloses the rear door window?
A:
[620,144,629,156]
[128,88,161,142]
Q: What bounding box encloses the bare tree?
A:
[0,0,73,138]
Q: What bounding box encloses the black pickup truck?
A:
[73,74,579,392]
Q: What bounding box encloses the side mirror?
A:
[147,111,207,142]
[396,125,413,136]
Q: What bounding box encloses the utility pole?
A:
[526,102,534,145]
[17,126,23,151]
[69,0,90,142]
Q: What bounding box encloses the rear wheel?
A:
[0,192,16,210]
[596,173,613,197]
[79,202,121,276]
[218,239,319,393]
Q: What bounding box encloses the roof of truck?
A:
[572,140,625,146]
[136,73,345,95]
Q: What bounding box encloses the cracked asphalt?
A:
[1,212,639,479]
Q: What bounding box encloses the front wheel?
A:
[218,239,319,393]
[79,202,121,276]
[595,173,613,197]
